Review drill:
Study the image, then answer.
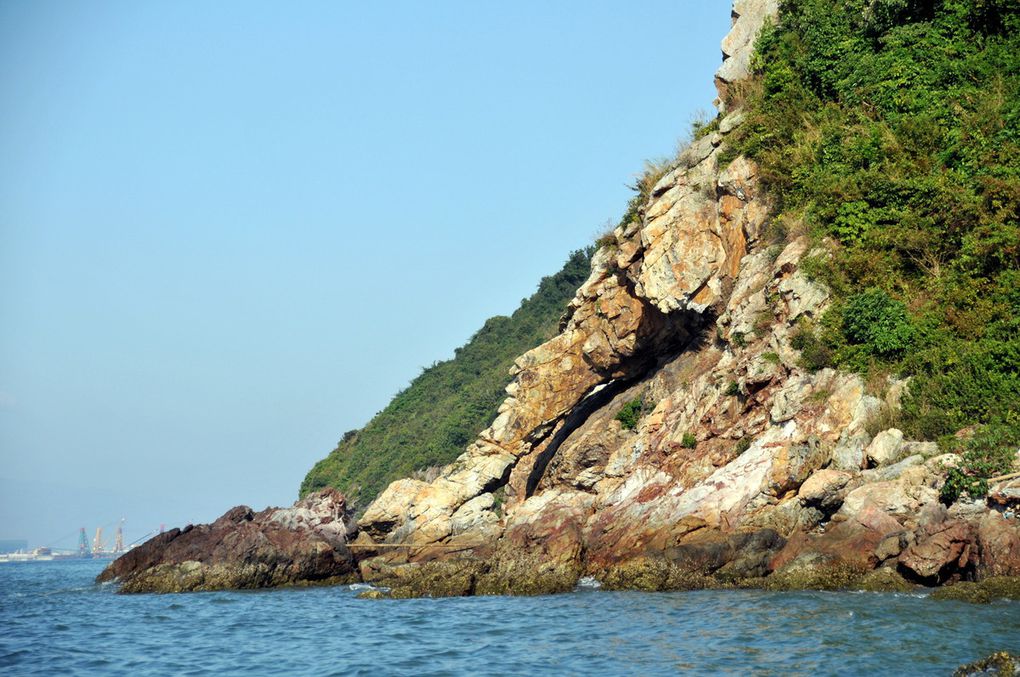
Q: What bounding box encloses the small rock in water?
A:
[953,651,1020,677]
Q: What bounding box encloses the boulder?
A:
[898,521,977,583]
[865,429,904,467]
[798,469,852,512]
[977,512,1020,578]
[953,651,1019,677]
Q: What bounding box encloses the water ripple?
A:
[1,560,1018,675]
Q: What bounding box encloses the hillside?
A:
[300,249,593,507]
[730,0,1020,445]
[351,0,1020,597]
[107,0,1020,600]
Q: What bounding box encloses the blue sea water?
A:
[1,559,1018,676]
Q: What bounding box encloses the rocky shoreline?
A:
[97,487,1020,601]
[97,0,1020,601]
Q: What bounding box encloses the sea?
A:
[1,559,1018,676]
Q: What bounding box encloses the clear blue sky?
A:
[0,1,730,549]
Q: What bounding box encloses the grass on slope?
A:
[300,249,593,508]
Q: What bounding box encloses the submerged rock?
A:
[931,577,1020,604]
[97,489,358,593]
[954,652,1020,677]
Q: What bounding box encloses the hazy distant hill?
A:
[300,248,593,507]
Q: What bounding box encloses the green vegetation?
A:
[732,0,1020,440]
[615,397,647,431]
[724,381,741,397]
[939,416,1020,504]
[681,432,697,449]
[615,158,674,236]
[690,108,721,141]
[300,249,593,507]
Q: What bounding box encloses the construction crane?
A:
[78,528,91,558]
[93,527,105,555]
[114,519,124,553]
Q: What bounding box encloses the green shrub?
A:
[615,397,647,431]
[690,109,720,140]
[831,200,876,245]
[791,324,833,372]
[735,437,753,454]
[724,381,741,396]
[491,486,507,516]
[681,432,697,449]
[940,417,1020,504]
[753,311,775,337]
[840,288,914,360]
[595,233,617,250]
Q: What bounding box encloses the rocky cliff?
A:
[350,0,1020,597]
[101,0,1020,597]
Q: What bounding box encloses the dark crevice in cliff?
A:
[525,304,714,498]
[524,378,633,498]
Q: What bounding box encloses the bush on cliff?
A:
[615,397,647,430]
[940,415,1020,504]
[300,249,593,508]
[733,0,1020,439]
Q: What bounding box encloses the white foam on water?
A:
[348,583,376,591]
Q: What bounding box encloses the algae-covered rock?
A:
[931,582,993,604]
[857,567,915,593]
[931,577,1020,604]
[954,651,1020,677]
[978,576,1020,601]
[371,559,484,599]
[474,550,580,597]
[597,557,719,592]
[766,556,869,591]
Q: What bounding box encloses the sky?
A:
[0,1,731,549]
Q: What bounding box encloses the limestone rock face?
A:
[352,0,1020,598]
[96,489,358,593]
[716,0,780,110]
[360,3,777,550]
